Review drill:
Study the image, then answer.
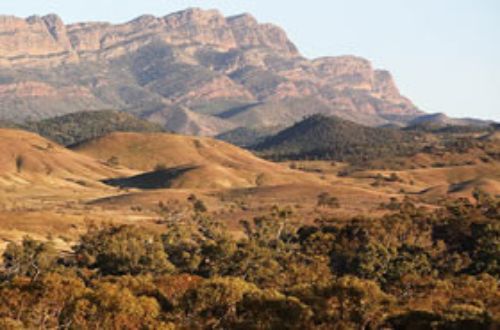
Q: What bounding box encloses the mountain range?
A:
[0,8,428,135]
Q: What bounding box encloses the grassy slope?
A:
[72,132,323,189]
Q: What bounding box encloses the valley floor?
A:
[1,159,498,253]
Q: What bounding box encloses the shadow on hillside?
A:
[101,165,197,189]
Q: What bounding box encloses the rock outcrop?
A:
[0,8,423,134]
[0,8,297,65]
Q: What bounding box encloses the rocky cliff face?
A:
[0,8,422,134]
[0,8,297,66]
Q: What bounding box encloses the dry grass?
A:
[0,130,498,252]
[72,132,324,189]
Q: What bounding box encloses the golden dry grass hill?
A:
[72,132,323,189]
[0,128,138,251]
[0,129,326,249]
[0,128,132,186]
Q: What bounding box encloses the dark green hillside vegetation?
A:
[416,124,499,159]
[406,112,494,129]
[404,121,497,134]
[0,193,498,328]
[26,110,164,146]
[255,114,422,163]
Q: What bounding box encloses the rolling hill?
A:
[72,132,322,189]
[254,114,422,163]
[0,128,127,186]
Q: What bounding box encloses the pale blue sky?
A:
[1,0,499,121]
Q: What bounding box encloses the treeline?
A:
[24,110,164,146]
[254,115,499,169]
[254,114,423,164]
[404,122,497,134]
[0,193,498,329]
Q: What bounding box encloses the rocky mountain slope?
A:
[0,8,423,135]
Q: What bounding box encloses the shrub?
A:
[74,225,175,276]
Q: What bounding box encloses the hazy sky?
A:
[1,0,499,121]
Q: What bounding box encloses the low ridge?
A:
[72,132,322,189]
[25,110,164,146]
[255,114,421,163]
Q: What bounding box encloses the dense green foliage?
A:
[253,114,499,171]
[25,110,164,146]
[0,193,498,329]
[255,114,422,164]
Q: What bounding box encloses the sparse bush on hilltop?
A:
[317,192,340,208]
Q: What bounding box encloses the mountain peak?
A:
[41,13,64,24]
[164,7,225,23]
[0,8,300,65]
[0,7,423,131]
[227,13,258,25]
